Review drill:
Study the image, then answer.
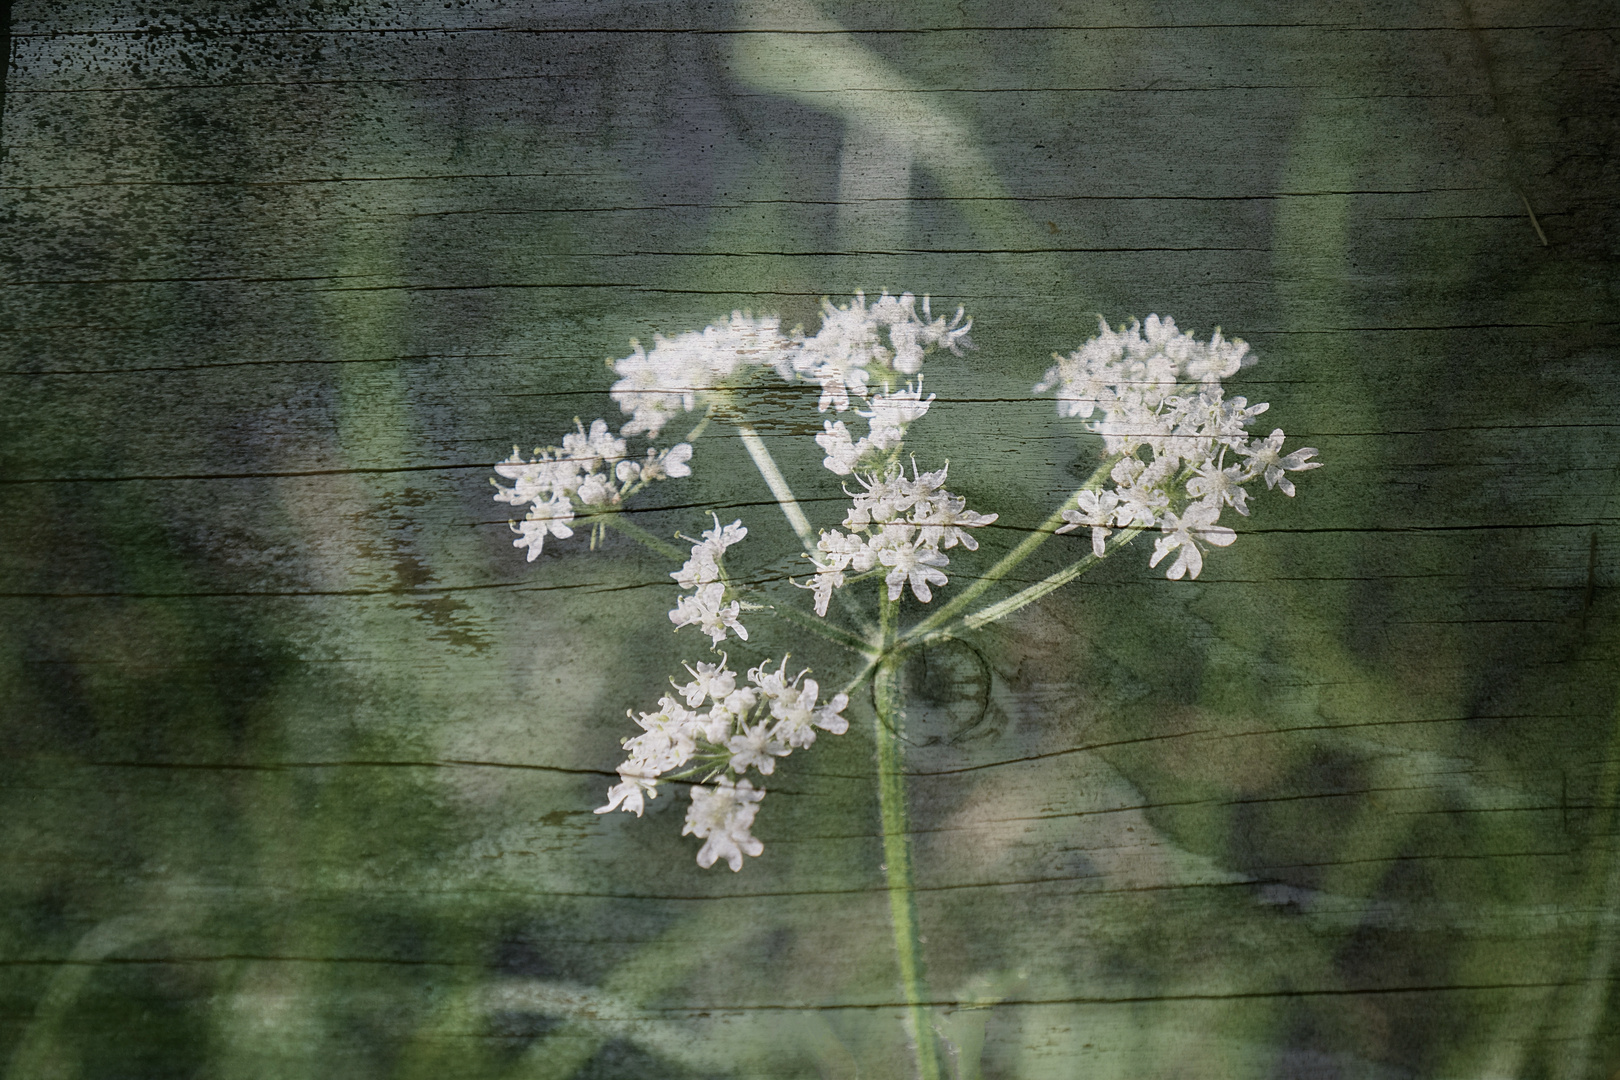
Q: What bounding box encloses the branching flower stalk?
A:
[493,296,1319,1079]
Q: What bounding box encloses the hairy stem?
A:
[904,458,1116,642]
[874,595,942,1080]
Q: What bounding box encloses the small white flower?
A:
[880,540,951,603]
[815,420,869,475]
[1238,429,1321,497]
[560,418,626,474]
[669,582,749,644]
[676,657,737,708]
[846,470,909,528]
[913,492,998,551]
[493,450,554,507]
[575,472,613,506]
[1114,481,1170,529]
[748,656,804,702]
[684,776,766,871]
[511,496,575,561]
[1056,488,1120,557]
[595,771,658,817]
[799,566,843,618]
[1186,457,1251,516]
[1149,503,1237,580]
[860,380,935,449]
[769,679,850,748]
[700,517,748,555]
[726,721,790,775]
[656,443,694,479]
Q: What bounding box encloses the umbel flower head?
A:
[495,297,1319,872]
[802,460,999,616]
[595,652,850,870]
[669,516,751,645]
[493,418,692,560]
[609,292,969,439]
[1038,315,1320,579]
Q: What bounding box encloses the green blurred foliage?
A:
[1,1,1617,1078]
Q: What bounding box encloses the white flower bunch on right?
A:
[1037,315,1321,579]
[595,653,850,871]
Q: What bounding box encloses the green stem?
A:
[736,424,817,553]
[874,594,942,1080]
[598,512,685,560]
[759,601,878,656]
[914,526,1145,644]
[735,421,876,636]
[905,459,1115,642]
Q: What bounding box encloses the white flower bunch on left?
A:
[594,651,849,871]
[493,418,692,559]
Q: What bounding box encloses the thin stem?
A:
[874,594,942,1080]
[839,654,882,698]
[598,512,684,561]
[735,421,876,636]
[922,526,1146,641]
[736,424,816,553]
[759,601,878,656]
[679,411,714,445]
[904,458,1116,642]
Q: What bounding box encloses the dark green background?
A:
[2,2,1618,1077]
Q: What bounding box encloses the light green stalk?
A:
[905,458,1116,643]
[737,420,877,638]
[873,594,942,1080]
[737,424,817,553]
[953,525,1145,635]
[599,512,685,561]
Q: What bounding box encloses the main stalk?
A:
[873,595,942,1080]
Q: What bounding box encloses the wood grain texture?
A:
[2,2,1617,1077]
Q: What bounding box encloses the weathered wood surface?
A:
[2,2,1618,1077]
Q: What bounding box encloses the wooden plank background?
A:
[1,1,1617,1077]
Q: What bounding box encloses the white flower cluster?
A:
[608,292,970,440]
[793,292,970,413]
[814,379,935,476]
[1037,315,1320,579]
[669,517,750,644]
[493,419,693,560]
[612,312,796,438]
[594,654,850,871]
[803,462,999,615]
[497,294,969,559]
